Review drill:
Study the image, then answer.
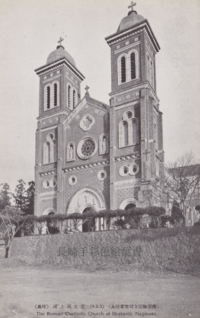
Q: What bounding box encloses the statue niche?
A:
[67,142,75,162]
[99,134,108,155]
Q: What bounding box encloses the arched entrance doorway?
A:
[125,203,136,210]
[119,198,137,210]
[82,207,96,232]
[67,187,106,232]
[42,208,59,234]
[118,199,137,229]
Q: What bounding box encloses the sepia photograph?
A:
[0,0,200,317]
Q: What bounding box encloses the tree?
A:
[153,152,200,216]
[0,206,30,257]
[0,183,11,211]
[13,179,26,212]
[170,200,185,226]
[25,181,35,215]
[13,180,35,215]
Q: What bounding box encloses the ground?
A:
[0,245,199,318]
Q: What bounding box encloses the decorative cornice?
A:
[37,64,62,76]
[144,31,157,55]
[40,194,57,200]
[115,100,139,110]
[42,74,61,84]
[106,29,142,46]
[114,41,140,55]
[41,124,58,132]
[35,59,85,81]
[114,178,140,188]
[37,110,70,121]
[153,105,159,115]
[40,170,57,177]
[115,153,140,162]
[63,160,110,173]
[110,82,160,104]
[105,20,160,53]
[40,191,57,197]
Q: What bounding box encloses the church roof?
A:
[85,93,109,111]
[46,45,76,67]
[169,164,200,178]
[117,10,145,33]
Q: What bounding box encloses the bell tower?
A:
[105,2,164,209]
[34,38,84,216]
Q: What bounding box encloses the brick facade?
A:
[34,8,165,227]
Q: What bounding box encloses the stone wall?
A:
[10,227,200,273]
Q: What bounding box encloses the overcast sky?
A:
[0,0,200,192]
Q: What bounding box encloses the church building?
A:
[34,2,165,229]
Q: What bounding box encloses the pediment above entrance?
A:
[66,187,106,215]
[63,95,109,128]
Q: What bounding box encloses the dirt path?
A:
[0,256,200,318]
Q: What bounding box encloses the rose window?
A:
[81,139,95,157]
[77,137,97,159]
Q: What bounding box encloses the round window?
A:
[123,110,134,120]
[50,178,57,188]
[69,175,77,185]
[97,170,107,181]
[119,165,129,177]
[127,111,133,119]
[77,137,97,159]
[129,163,139,176]
[43,179,50,189]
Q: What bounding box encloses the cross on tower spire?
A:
[58,37,64,46]
[85,85,90,95]
[128,1,136,11]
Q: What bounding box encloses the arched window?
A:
[44,81,59,110]
[43,134,56,164]
[123,121,128,146]
[43,141,50,164]
[119,120,129,148]
[131,118,137,145]
[118,50,138,85]
[68,85,71,108]
[130,52,136,79]
[119,111,139,148]
[47,86,50,109]
[73,89,76,108]
[121,56,126,83]
[54,83,57,107]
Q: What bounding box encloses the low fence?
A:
[10,226,200,273]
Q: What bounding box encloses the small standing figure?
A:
[101,136,107,154]
[67,143,74,161]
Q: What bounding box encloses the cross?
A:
[85,85,90,94]
[143,149,150,161]
[128,1,136,11]
[58,37,64,46]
